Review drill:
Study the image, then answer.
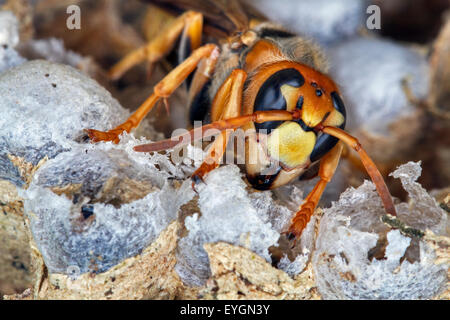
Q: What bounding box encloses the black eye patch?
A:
[309,91,347,162]
[254,68,305,134]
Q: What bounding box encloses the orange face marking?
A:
[243,60,339,130]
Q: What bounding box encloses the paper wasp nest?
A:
[175,165,301,286]
[23,137,196,274]
[313,162,448,299]
[0,60,129,187]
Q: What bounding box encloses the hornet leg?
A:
[287,141,344,242]
[109,10,203,80]
[191,69,247,185]
[86,44,219,143]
